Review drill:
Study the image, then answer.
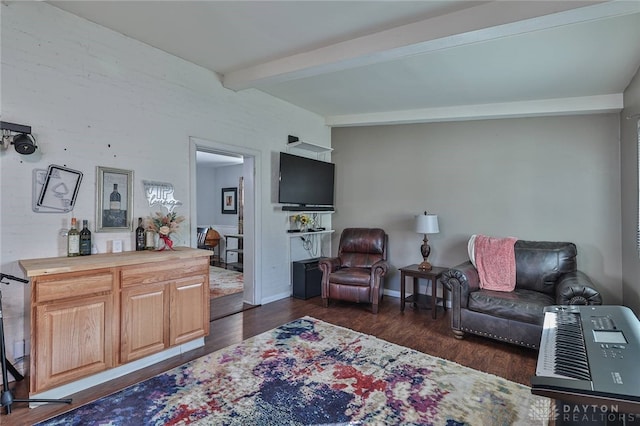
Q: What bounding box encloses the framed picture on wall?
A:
[221,187,237,214]
[96,166,133,232]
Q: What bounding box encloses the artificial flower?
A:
[147,211,185,235]
[146,211,185,250]
[293,214,311,226]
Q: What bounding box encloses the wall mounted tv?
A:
[278,152,335,210]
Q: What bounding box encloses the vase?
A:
[156,234,174,251]
[155,234,165,251]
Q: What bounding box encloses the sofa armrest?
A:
[555,270,603,305]
[371,259,389,278]
[319,257,341,301]
[441,261,480,308]
[319,257,341,274]
[369,260,389,304]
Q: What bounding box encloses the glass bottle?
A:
[67,217,80,257]
[145,228,155,250]
[110,184,121,211]
[59,225,69,257]
[135,218,145,251]
[79,220,92,255]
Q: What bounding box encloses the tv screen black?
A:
[278,152,335,207]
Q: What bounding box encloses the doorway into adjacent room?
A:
[190,137,261,320]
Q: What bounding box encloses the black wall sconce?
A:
[1,121,38,155]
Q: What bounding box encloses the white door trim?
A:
[189,137,262,306]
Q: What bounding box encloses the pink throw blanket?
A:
[474,235,518,292]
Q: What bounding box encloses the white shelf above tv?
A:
[282,208,335,213]
[287,140,333,153]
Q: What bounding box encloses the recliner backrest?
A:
[338,228,387,268]
[515,240,577,294]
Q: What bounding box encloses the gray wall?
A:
[196,164,243,227]
[621,67,640,314]
[196,166,217,226]
[332,114,622,305]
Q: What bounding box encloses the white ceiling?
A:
[49,1,640,127]
[196,151,244,169]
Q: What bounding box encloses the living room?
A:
[1,1,640,423]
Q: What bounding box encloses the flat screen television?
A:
[278,152,335,209]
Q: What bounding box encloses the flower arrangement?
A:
[293,214,311,231]
[147,211,185,250]
[293,214,311,226]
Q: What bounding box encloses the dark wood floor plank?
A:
[3,295,537,425]
[210,291,254,320]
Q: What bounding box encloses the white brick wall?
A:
[0,2,330,371]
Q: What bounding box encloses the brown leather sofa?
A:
[441,240,602,349]
[319,228,389,313]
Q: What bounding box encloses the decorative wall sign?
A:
[33,169,58,213]
[34,165,83,213]
[222,187,237,214]
[143,180,182,213]
[96,166,133,232]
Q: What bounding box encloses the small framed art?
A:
[221,187,237,214]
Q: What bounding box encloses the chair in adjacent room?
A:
[319,228,389,313]
[197,227,208,248]
[197,227,222,266]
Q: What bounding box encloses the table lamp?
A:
[415,211,439,271]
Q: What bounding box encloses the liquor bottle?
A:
[110,184,121,211]
[135,218,145,251]
[67,217,80,257]
[79,220,92,255]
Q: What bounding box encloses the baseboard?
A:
[262,288,451,308]
[384,288,452,309]
[29,338,204,407]
[383,288,401,298]
[261,291,291,305]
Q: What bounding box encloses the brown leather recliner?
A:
[319,228,389,313]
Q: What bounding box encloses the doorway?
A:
[189,137,261,319]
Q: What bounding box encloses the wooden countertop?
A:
[19,247,212,277]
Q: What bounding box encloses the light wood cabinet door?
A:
[170,275,208,346]
[120,282,169,363]
[34,294,114,393]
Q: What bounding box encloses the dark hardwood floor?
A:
[210,292,257,321]
[5,295,538,425]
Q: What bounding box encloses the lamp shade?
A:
[415,213,439,234]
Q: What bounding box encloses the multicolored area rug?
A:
[209,266,243,299]
[36,317,551,425]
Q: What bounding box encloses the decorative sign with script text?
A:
[143,180,182,213]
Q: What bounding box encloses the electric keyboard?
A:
[531,305,640,413]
